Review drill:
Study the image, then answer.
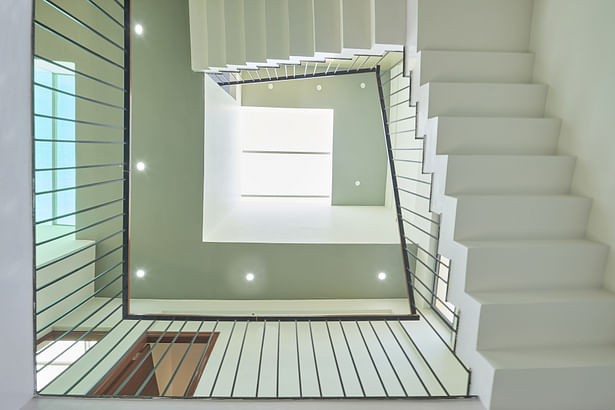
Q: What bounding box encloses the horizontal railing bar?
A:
[388,115,416,125]
[87,0,124,28]
[405,237,446,266]
[34,20,124,70]
[63,318,135,395]
[242,150,330,155]
[255,321,266,397]
[112,321,174,395]
[36,198,123,225]
[35,212,124,247]
[390,85,410,97]
[37,244,123,291]
[35,163,123,172]
[397,175,431,185]
[161,321,204,396]
[390,320,449,395]
[393,158,423,164]
[308,321,322,398]
[402,218,439,240]
[42,0,124,50]
[391,148,422,151]
[410,288,457,332]
[124,313,420,323]
[385,99,410,110]
[389,129,415,135]
[356,322,388,397]
[208,321,234,397]
[33,54,125,91]
[37,303,122,373]
[381,71,403,86]
[35,178,125,196]
[404,247,447,283]
[412,308,470,372]
[87,321,157,396]
[36,274,122,334]
[400,206,438,225]
[36,260,123,315]
[36,290,123,356]
[339,321,366,397]
[36,229,123,271]
[230,322,250,397]
[185,321,218,397]
[407,269,458,318]
[369,321,407,397]
[34,138,125,144]
[398,187,430,201]
[384,321,432,396]
[34,82,125,110]
[326,322,345,397]
[34,113,124,130]
[112,0,124,9]
[136,321,188,396]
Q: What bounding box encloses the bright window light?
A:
[240,107,334,200]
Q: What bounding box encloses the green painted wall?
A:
[242,73,388,206]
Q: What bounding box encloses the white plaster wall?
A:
[0,1,35,409]
[529,0,615,291]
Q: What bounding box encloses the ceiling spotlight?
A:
[316,84,322,91]
[246,272,255,281]
[355,180,361,186]
[136,269,146,278]
[136,161,146,171]
[267,83,274,90]
[378,272,387,280]
[134,24,143,35]
[360,82,366,89]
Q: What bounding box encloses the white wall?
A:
[529,0,615,291]
[0,1,35,408]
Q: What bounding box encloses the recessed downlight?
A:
[136,269,146,278]
[246,272,255,281]
[267,83,274,90]
[360,82,366,89]
[134,24,143,35]
[136,161,146,171]
[378,272,386,280]
[316,84,322,91]
[355,180,361,186]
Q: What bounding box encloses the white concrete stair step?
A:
[482,345,615,409]
[188,0,209,71]
[442,155,575,195]
[342,0,372,50]
[204,0,226,68]
[459,239,608,292]
[224,0,246,66]
[244,0,267,63]
[445,194,591,241]
[472,289,615,350]
[374,0,406,46]
[288,0,315,57]
[313,0,342,54]
[423,82,548,119]
[265,0,290,61]
[419,50,534,85]
[427,116,560,156]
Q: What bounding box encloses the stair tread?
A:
[482,345,615,369]
[470,288,615,305]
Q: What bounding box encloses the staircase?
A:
[188,0,407,71]
[187,0,615,408]
[408,1,615,409]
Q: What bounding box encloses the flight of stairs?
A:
[409,1,615,409]
[188,0,615,408]
[188,0,407,71]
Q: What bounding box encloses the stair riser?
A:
[444,156,575,195]
[464,243,608,292]
[477,300,615,349]
[452,196,591,240]
[420,51,534,84]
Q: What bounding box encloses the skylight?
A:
[240,107,334,202]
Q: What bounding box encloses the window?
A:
[240,107,334,202]
[433,255,456,324]
[34,60,76,225]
